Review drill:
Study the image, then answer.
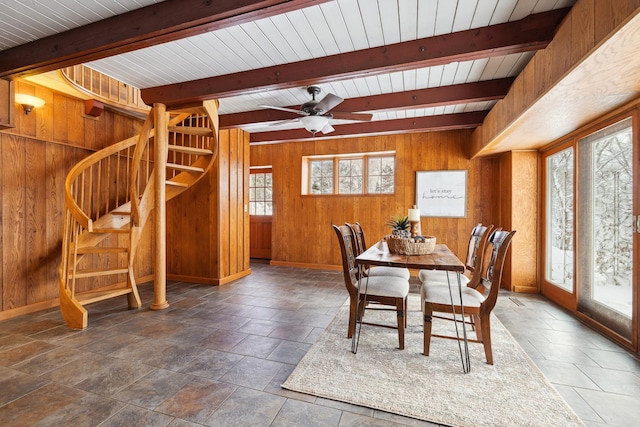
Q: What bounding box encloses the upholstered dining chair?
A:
[346,222,410,279]
[332,224,410,349]
[418,223,493,288]
[421,229,516,365]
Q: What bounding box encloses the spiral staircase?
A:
[59,100,219,329]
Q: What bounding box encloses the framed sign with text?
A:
[416,170,467,218]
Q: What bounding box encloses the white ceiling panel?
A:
[1,0,576,139]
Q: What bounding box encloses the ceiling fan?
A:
[259,86,373,134]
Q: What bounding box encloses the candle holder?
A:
[408,205,421,237]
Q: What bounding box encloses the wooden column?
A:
[499,151,538,293]
[151,103,169,309]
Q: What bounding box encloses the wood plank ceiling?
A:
[0,0,576,144]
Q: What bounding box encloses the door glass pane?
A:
[545,147,574,292]
[578,118,633,339]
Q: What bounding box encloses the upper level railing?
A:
[60,65,150,115]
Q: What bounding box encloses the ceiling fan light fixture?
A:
[300,115,328,134]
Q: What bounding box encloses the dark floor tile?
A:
[0,382,86,426]
[0,368,49,406]
[230,334,282,358]
[155,377,236,423]
[200,328,248,352]
[267,340,311,364]
[11,345,86,377]
[31,392,124,427]
[74,358,156,396]
[271,398,342,427]
[219,356,284,390]
[179,348,244,380]
[204,386,286,427]
[99,404,175,427]
[0,339,58,367]
[113,369,192,409]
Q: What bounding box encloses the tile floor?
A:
[0,263,639,426]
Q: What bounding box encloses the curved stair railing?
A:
[59,100,219,329]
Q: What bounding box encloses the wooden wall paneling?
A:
[251,131,501,269]
[243,136,250,272]
[510,151,539,292]
[208,157,219,278]
[45,143,66,301]
[25,138,48,304]
[0,135,3,308]
[2,134,26,310]
[52,92,69,144]
[499,152,514,289]
[218,129,230,278]
[572,0,595,65]
[548,10,574,86]
[594,0,639,41]
[228,129,239,275]
[0,79,14,130]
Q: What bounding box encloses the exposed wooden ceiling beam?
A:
[0,0,330,79]
[249,111,488,143]
[220,78,514,128]
[142,9,568,106]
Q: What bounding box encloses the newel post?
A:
[151,103,170,310]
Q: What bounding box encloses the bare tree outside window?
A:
[368,156,395,194]
[546,148,574,291]
[310,160,333,194]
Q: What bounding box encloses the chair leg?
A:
[479,313,493,365]
[396,298,405,350]
[423,306,433,356]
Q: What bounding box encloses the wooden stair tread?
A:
[166,180,189,188]
[167,145,213,155]
[70,267,129,278]
[168,126,213,136]
[76,287,133,305]
[76,246,128,254]
[166,162,205,173]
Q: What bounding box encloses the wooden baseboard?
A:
[0,299,60,321]
[0,275,155,322]
[167,269,252,286]
[269,260,341,271]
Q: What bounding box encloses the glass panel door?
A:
[577,118,634,340]
[545,147,574,293]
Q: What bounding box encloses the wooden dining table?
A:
[355,241,472,373]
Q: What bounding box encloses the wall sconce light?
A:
[15,93,45,115]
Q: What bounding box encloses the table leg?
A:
[446,271,471,373]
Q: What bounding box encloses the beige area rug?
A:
[283,295,585,427]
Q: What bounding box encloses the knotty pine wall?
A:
[0,80,153,319]
[250,130,503,273]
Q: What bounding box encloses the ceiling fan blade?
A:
[320,123,335,134]
[268,118,300,126]
[329,112,373,121]
[259,104,307,116]
[313,93,343,114]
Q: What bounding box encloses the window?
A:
[545,147,574,292]
[249,170,272,215]
[304,152,395,195]
[338,158,363,194]
[310,160,333,194]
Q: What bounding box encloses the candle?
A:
[408,206,420,222]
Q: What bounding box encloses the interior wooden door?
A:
[249,168,272,259]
